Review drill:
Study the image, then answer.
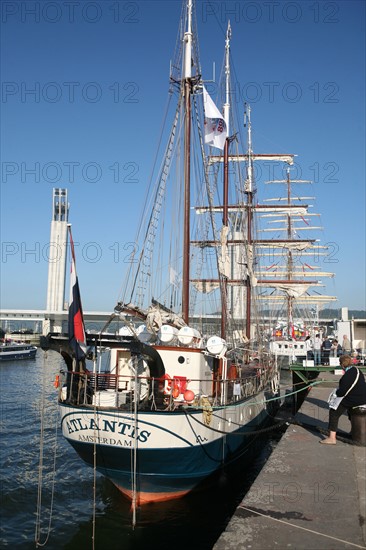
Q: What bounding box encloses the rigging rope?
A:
[237,506,366,549]
[35,351,59,548]
[133,96,183,308]
[92,357,98,550]
[131,356,139,528]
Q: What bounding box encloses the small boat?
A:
[0,340,37,361]
[40,0,299,512]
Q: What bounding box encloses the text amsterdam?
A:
[65,417,151,445]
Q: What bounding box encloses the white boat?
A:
[40,0,291,510]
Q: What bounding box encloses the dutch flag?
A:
[68,227,86,360]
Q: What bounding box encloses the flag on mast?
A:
[202,85,227,150]
[68,227,86,360]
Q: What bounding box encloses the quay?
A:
[213,371,366,550]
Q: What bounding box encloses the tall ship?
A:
[39,0,315,511]
[260,172,337,363]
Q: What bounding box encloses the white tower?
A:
[46,188,69,312]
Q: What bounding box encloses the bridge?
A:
[0,307,340,336]
[0,309,113,330]
[0,309,114,344]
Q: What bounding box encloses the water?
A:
[0,351,285,549]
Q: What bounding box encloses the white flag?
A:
[202,85,227,150]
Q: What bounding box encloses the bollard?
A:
[350,406,366,446]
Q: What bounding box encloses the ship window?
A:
[178,356,185,364]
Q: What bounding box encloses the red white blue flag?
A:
[68,227,86,360]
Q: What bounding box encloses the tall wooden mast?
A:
[221,22,231,340]
[286,167,294,338]
[244,105,254,340]
[182,0,193,324]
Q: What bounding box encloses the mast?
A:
[286,167,294,338]
[256,172,337,334]
[221,22,231,340]
[244,104,253,340]
[182,0,193,324]
[223,22,231,138]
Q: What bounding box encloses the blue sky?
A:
[1,0,365,312]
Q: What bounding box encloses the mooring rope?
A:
[131,357,139,528]
[92,356,98,550]
[35,351,59,547]
[238,505,366,549]
[184,408,288,438]
[206,378,323,413]
[182,377,363,444]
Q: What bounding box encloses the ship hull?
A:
[60,391,273,504]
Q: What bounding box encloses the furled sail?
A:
[218,226,230,277]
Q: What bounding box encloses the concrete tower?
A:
[46,188,69,312]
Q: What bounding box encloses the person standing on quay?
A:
[342,334,351,355]
[322,336,332,365]
[320,355,366,444]
[330,339,342,358]
[305,335,313,360]
[313,334,322,365]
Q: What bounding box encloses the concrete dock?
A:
[214,372,366,549]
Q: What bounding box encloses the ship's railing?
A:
[58,367,274,411]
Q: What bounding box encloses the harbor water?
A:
[0,351,286,549]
